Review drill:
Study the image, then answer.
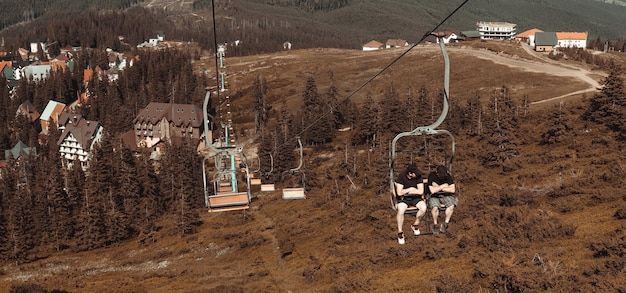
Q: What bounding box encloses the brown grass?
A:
[2,41,626,292]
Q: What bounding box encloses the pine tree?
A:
[135,149,161,237]
[541,101,572,145]
[274,102,298,177]
[462,92,483,137]
[481,86,521,169]
[584,63,626,140]
[253,75,271,132]
[76,134,115,250]
[351,93,379,146]
[41,150,73,251]
[2,165,34,263]
[117,146,142,239]
[379,84,405,140]
[159,139,201,236]
[301,74,334,145]
[65,162,86,241]
[325,71,341,129]
[257,128,277,182]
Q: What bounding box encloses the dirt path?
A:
[448,44,605,105]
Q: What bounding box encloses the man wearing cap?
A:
[427,165,457,233]
[394,164,426,244]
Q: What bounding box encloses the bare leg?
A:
[431,206,439,225]
[444,206,454,223]
[397,203,408,232]
[413,201,426,226]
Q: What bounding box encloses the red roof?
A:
[516,28,543,38]
[363,40,384,48]
[556,32,588,40]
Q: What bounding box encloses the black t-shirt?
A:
[395,171,423,196]
[427,171,454,196]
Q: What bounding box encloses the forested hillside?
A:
[0,0,144,29]
[0,0,626,291]
[1,40,625,291]
[1,0,625,55]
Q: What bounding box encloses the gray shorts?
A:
[428,195,458,209]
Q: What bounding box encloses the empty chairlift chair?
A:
[281,138,306,200]
[249,156,262,186]
[203,148,252,213]
[260,153,276,192]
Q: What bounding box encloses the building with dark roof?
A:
[535,32,558,52]
[126,102,204,155]
[57,115,103,170]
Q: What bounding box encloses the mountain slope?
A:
[1,0,624,51]
[2,40,626,292]
[179,0,626,43]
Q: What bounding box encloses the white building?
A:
[362,40,384,51]
[556,32,588,49]
[477,21,517,40]
[57,115,103,170]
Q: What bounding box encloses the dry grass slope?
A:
[2,41,626,292]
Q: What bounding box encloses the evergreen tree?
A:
[462,92,483,137]
[379,84,405,140]
[76,177,107,251]
[41,149,73,251]
[76,133,116,250]
[158,139,201,236]
[541,101,572,145]
[584,63,626,140]
[135,149,161,237]
[274,102,297,177]
[0,189,7,260]
[301,74,334,145]
[404,87,418,130]
[445,93,463,134]
[117,146,142,239]
[351,93,379,146]
[253,75,270,132]
[64,162,85,243]
[2,165,34,263]
[325,71,341,129]
[257,128,277,182]
[481,86,521,170]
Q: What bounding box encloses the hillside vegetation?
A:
[0,1,625,292]
[1,37,626,291]
[1,0,625,55]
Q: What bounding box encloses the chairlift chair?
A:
[249,156,262,186]
[260,153,276,192]
[389,39,455,234]
[281,138,306,200]
[201,91,252,213]
[204,148,252,213]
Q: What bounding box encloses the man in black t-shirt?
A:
[394,164,426,244]
[427,165,457,233]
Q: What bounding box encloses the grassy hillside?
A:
[2,40,625,292]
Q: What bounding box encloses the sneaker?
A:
[433,224,439,234]
[397,232,405,245]
[411,225,421,236]
[441,223,448,233]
